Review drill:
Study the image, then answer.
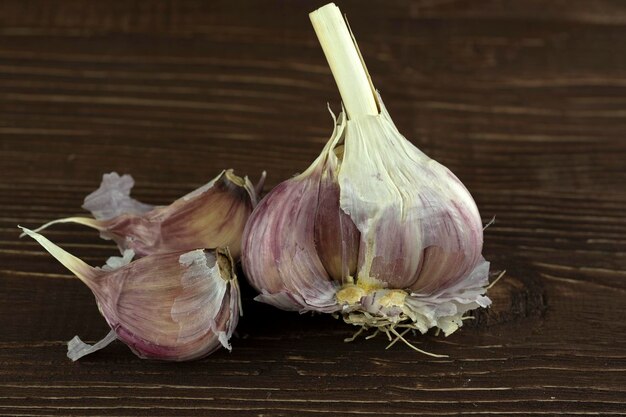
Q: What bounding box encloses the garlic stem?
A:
[310,3,378,119]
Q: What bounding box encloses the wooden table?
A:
[1,1,625,415]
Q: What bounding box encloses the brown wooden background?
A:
[1,1,625,415]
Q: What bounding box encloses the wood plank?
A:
[0,0,624,415]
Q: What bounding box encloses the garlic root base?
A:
[337,310,450,358]
[333,259,494,357]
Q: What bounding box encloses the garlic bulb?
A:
[20,227,240,361]
[242,3,491,349]
[25,169,264,259]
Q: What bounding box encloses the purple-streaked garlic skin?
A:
[314,146,360,281]
[89,170,255,259]
[94,249,238,361]
[27,169,261,260]
[242,99,490,335]
[242,167,340,313]
[20,227,239,361]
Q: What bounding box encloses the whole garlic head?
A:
[242,3,492,345]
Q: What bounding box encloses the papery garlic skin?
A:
[20,227,240,361]
[26,169,262,259]
[242,3,492,342]
[338,99,484,295]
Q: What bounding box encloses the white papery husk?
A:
[336,104,490,347]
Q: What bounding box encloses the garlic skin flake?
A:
[26,169,263,259]
[242,3,491,343]
[20,227,240,361]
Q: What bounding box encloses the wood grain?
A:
[1,0,625,415]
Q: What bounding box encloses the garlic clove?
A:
[24,169,263,259]
[243,108,355,313]
[242,166,340,313]
[20,226,240,361]
[314,114,360,282]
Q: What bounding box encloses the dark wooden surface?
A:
[1,1,625,415]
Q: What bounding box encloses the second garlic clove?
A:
[25,169,264,259]
[20,227,240,361]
